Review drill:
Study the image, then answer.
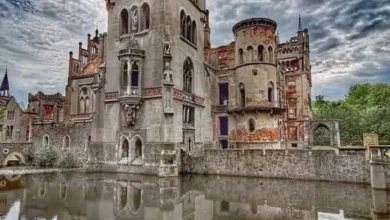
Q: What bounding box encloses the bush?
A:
[32,147,58,168]
[56,151,81,168]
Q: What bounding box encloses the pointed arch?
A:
[192,20,197,45]
[183,58,193,93]
[186,15,192,41]
[42,135,50,148]
[79,87,90,113]
[120,9,129,35]
[130,7,139,33]
[63,135,71,150]
[247,46,254,62]
[180,10,186,37]
[140,3,150,31]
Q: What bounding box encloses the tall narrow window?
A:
[130,7,139,33]
[63,136,70,149]
[180,11,186,37]
[131,62,139,87]
[83,54,88,65]
[122,62,128,91]
[85,97,91,113]
[219,83,229,105]
[73,63,79,73]
[268,46,274,63]
[26,126,30,141]
[6,126,9,138]
[219,117,228,136]
[183,58,193,93]
[247,46,254,62]
[91,45,97,56]
[79,88,90,113]
[186,16,192,42]
[239,83,245,107]
[268,82,274,103]
[192,21,197,45]
[238,49,244,64]
[249,119,255,132]
[258,45,264,61]
[120,9,129,35]
[140,3,150,31]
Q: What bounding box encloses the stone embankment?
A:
[0,167,83,175]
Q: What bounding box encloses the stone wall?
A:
[0,142,32,166]
[32,123,91,163]
[181,148,370,183]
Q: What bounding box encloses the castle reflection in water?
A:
[0,173,388,220]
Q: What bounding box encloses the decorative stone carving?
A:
[132,10,139,32]
[121,103,142,127]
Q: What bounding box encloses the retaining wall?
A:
[181,148,370,183]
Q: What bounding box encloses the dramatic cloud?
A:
[0,0,389,103]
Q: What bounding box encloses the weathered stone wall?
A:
[0,142,32,166]
[32,123,91,163]
[181,148,370,183]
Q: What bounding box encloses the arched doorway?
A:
[3,152,26,167]
[312,123,332,146]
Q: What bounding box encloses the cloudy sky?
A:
[0,0,389,104]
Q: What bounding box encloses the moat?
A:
[0,173,388,220]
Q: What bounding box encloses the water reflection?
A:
[0,173,388,220]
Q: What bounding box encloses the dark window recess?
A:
[219,83,229,105]
[131,63,139,87]
[219,117,228,136]
[221,201,230,212]
[220,139,228,149]
[291,143,298,148]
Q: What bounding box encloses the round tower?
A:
[229,18,282,148]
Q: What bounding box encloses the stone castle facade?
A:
[0,0,342,175]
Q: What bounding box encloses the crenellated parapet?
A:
[28,92,65,124]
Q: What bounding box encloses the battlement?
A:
[28,91,65,103]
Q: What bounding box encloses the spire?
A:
[298,14,303,32]
[0,66,10,97]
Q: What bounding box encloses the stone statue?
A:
[132,10,139,32]
[164,44,171,55]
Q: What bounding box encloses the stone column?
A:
[334,121,341,147]
[138,60,143,96]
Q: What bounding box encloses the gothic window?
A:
[180,11,186,37]
[131,62,139,87]
[268,82,274,103]
[238,49,244,64]
[91,45,97,56]
[63,135,70,149]
[121,61,128,91]
[79,88,90,113]
[83,53,88,65]
[140,3,150,31]
[121,138,129,158]
[186,16,192,42]
[183,105,195,126]
[268,46,274,63]
[135,139,142,159]
[130,7,139,33]
[249,119,255,132]
[5,126,9,138]
[239,83,245,107]
[192,21,197,45]
[73,63,79,73]
[119,186,128,209]
[258,45,264,61]
[9,126,13,138]
[183,58,193,93]
[247,46,254,62]
[120,9,129,35]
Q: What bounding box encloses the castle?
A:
[0,0,341,175]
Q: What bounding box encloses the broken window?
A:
[219,116,228,136]
[219,83,229,105]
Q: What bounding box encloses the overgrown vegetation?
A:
[31,147,81,168]
[313,83,390,145]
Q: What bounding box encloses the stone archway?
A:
[309,120,340,147]
[3,152,26,167]
[130,136,143,165]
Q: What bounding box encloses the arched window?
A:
[6,126,9,138]
[249,119,255,132]
[83,54,88,65]
[258,45,264,61]
[268,46,274,63]
[43,135,50,148]
[268,82,274,103]
[180,11,186,37]
[79,88,90,113]
[63,136,70,149]
[238,49,244,64]
[239,83,245,107]
[192,21,197,45]
[135,139,142,159]
[131,62,139,87]
[91,45,97,56]
[186,16,192,42]
[122,138,129,158]
[10,126,13,138]
[140,3,150,31]
[120,186,128,209]
[183,58,193,93]
[120,9,129,35]
[122,61,128,91]
[247,46,254,62]
[130,7,139,33]
[73,63,79,73]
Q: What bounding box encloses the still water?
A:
[0,172,388,220]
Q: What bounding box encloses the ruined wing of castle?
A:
[0,0,341,176]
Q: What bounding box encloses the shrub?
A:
[56,151,81,168]
[32,147,58,168]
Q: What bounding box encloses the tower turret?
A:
[0,67,10,97]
